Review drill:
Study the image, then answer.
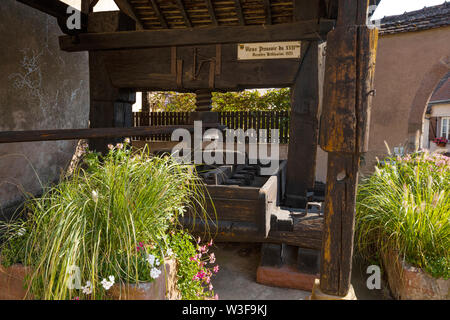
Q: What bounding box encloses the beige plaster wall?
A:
[361,27,450,175]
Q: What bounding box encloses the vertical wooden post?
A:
[285,0,324,208]
[317,0,378,297]
[285,42,324,208]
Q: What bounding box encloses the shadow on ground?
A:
[211,242,392,300]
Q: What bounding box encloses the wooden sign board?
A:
[237,41,301,60]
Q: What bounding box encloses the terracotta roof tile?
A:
[379,2,450,35]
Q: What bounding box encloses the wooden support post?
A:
[316,0,378,297]
[285,41,324,208]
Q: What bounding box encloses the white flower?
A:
[150,267,161,279]
[124,138,131,144]
[166,248,174,257]
[82,281,92,295]
[101,275,115,290]
[107,144,114,150]
[17,228,26,237]
[146,254,156,266]
[92,190,98,202]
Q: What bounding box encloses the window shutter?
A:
[429,117,438,140]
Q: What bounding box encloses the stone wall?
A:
[0,0,89,217]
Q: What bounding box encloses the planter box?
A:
[382,251,449,300]
[109,259,180,300]
[0,264,30,300]
[0,259,180,300]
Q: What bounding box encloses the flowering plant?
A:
[434,137,448,146]
[0,141,214,300]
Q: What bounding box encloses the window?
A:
[441,117,450,139]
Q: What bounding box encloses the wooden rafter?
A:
[90,0,100,12]
[113,0,144,29]
[234,0,245,25]
[263,0,272,25]
[175,0,192,28]
[204,0,218,26]
[149,0,168,29]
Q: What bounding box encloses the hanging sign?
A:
[237,41,301,60]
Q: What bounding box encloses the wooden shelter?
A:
[5,0,379,298]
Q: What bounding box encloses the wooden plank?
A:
[0,126,208,144]
[59,19,335,52]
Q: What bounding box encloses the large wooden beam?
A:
[284,0,324,208]
[0,126,203,144]
[318,0,378,297]
[284,41,325,208]
[59,19,335,52]
[92,44,303,91]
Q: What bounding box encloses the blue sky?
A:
[371,0,447,20]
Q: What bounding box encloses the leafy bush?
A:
[143,89,291,112]
[356,151,450,279]
[0,142,218,299]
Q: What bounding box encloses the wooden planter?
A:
[109,259,180,300]
[382,251,449,300]
[0,264,31,300]
[0,259,180,300]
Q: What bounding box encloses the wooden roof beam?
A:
[175,0,192,28]
[90,0,100,12]
[205,0,218,26]
[234,0,245,25]
[263,0,272,25]
[149,0,168,29]
[113,0,144,29]
[60,19,335,52]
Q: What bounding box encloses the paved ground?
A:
[211,242,392,300]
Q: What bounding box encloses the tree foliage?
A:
[143,88,291,112]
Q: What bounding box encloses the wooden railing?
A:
[133,111,290,143]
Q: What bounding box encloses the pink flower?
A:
[189,256,197,262]
[209,253,216,264]
[73,296,80,300]
[208,239,213,247]
[214,294,219,300]
[197,237,201,244]
[213,265,219,273]
[209,284,213,291]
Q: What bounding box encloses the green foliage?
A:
[145,88,291,112]
[356,151,450,279]
[0,142,216,299]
